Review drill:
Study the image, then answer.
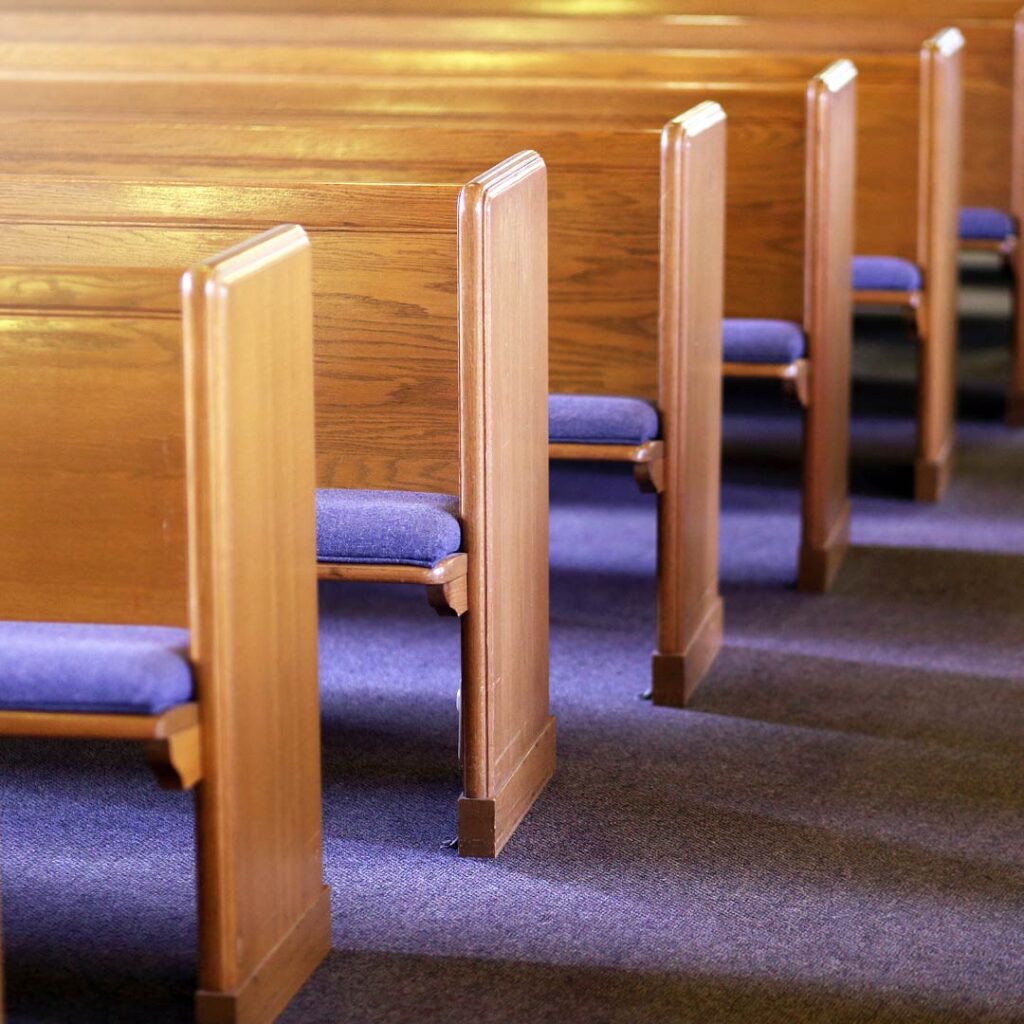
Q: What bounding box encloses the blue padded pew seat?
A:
[548,394,659,445]
[316,488,462,569]
[723,319,806,364]
[0,621,192,715]
[852,255,923,292]
[959,206,1015,241]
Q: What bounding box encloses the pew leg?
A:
[798,336,852,594]
[1007,253,1024,427]
[914,300,956,503]
[456,582,555,859]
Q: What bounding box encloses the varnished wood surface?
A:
[11,5,999,205]
[799,59,857,592]
[652,102,725,705]
[0,702,198,740]
[457,151,554,856]
[0,306,188,624]
[317,553,468,586]
[0,42,928,265]
[182,224,330,1014]
[914,30,964,501]
[0,176,466,504]
[0,78,813,325]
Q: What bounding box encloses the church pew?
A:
[0,112,728,704]
[14,36,955,501]
[0,160,552,858]
[0,36,958,501]
[16,8,1012,424]
[0,68,857,595]
[0,224,329,1022]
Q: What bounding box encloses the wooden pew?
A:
[0,9,1015,434]
[0,112,728,703]
[0,160,552,858]
[0,68,857,598]
[0,37,958,501]
[0,224,329,1021]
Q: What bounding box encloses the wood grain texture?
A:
[456,151,554,857]
[3,7,1002,211]
[0,306,188,624]
[799,61,857,593]
[0,176,464,496]
[0,42,927,266]
[0,77,811,325]
[182,224,329,1019]
[651,102,725,707]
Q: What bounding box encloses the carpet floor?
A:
[0,264,1021,1023]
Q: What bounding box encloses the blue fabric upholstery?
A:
[852,256,923,292]
[959,206,1015,241]
[722,319,806,364]
[0,621,193,715]
[548,394,659,445]
[317,489,461,569]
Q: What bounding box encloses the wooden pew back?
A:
[0,117,724,403]
[0,71,843,327]
[0,7,1008,210]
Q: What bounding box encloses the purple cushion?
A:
[852,256,922,292]
[0,621,193,715]
[316,489,461,569]
[723,319,806,364]
[548,394,659,445]
[959,206,1015,241]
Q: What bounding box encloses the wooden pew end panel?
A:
[914,439,955,503]
[457,715,556,858]
[797,500,852,594]
[195,885,332,1024]
[318,553,469,617]
[650,593,724,708]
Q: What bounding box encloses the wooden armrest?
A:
[318,552,469,617]
[961,237,1017,257]
[853,289,922,308]
[724,359,810,407]
[0,702,202,791]
[548,439,664,493]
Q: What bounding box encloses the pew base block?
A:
[797,502,851,594]
[458,715,556,858]
[650,595,724,708]
[1006,392,1024,428]
[914,444,953,503]
[195,885,331,1024]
